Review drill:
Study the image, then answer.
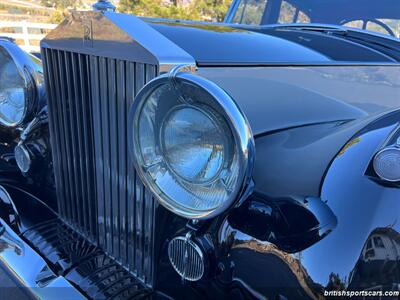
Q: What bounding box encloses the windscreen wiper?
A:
[269,23,348,34]
[269,23,400,60]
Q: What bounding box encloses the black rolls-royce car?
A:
[0,0,399,299]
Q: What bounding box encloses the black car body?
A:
[0,0,399,299]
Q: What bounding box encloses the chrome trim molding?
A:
[41,11,196,73]
[168,64,197,92]
[105,12,196,73]
[0,219,85,299]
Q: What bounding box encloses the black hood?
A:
[146,19,397,65]
[197,66,400,136]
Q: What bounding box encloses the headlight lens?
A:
[0,44,29,127]
[0,87,26,126]
[130,71,254,219]
[163,106,227,183]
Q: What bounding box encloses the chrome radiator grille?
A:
[42,49,158,285]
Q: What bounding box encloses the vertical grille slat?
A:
[44,50,158,286]
[71,52,88,231]
[90,56,106,247]
[100,58,113,253]
[116,60,128,266]
[135,178,144,279]
[109,58,120,258]
[99,57,113,254]
[126,61,136,273]
[144,190,154,283]
[78,53,97,239]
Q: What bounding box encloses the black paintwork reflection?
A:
[348,227,400,292]
[0,186,20,231]
[0,184,56,234]
[228,195,337,253]
[250,28,400,63]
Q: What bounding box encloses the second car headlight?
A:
[0,40,39,128]
[129,69,255,219]
[0,49,27,127]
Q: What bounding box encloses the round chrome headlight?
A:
[129,70,254,219]
[0,40,37,128]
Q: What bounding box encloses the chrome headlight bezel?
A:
[129,70,255,219]
[0,39,42,128]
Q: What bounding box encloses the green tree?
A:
[49,10,67,23]
[41,0,82,9]
[192,0,231,22]
[119,0,230,22]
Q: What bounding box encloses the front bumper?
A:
[0,183,155,300]
[0,220,85,299]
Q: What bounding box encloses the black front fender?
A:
[218,111,400,300]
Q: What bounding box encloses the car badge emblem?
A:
[82,19,93,48]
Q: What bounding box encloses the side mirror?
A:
[228,194,337,253]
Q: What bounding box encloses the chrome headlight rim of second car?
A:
[129,68,255,220]
[0,39,38,128]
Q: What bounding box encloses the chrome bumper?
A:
[0,183,153,299]
[0,220,85,300]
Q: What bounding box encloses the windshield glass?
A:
[227,0,400,38]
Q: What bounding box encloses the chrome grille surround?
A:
[42,48,158,285]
